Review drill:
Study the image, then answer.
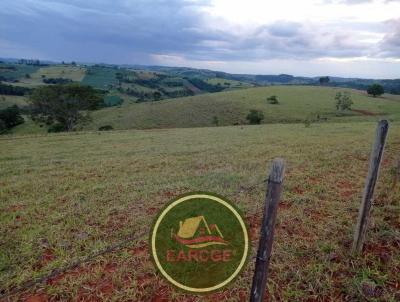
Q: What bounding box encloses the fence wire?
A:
[0,178,268,299]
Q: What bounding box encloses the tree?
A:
[319,76,330,85]
[212,116,219,126]
[367,84,384,97]
[29,83,103,132]
[267,95,279,104]
[0,119,6,134]
[0,105,24,130]
[153,91,162,101]
[0,83,31,96]
[335,92,353,111]
[246,109,264,124]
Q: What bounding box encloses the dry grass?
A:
[13,66,86,88]
[1,122,399,301]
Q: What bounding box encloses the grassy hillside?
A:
[81,66,119,89]
[4,65,86,88]
[0,64,39,81]
[0,95,28,109]
[86,86,400,130]
[1,122,399,300]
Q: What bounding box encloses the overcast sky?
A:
[1,0,399,78]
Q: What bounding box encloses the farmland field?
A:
[0,95,28,110]
[1,122,399,301]
[8,66,86,88]
[81,66,119,89]
[0,65,40,81]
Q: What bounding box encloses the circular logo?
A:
[150,192,249,293]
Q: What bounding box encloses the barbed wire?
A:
[0,178,267,299]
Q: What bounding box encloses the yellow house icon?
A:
[173,216,228,248]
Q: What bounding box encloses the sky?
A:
[0,0,399,78]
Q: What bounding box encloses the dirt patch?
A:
[131,242,148,257]
[146,207,159,215]
[363,241,393,264]
[24,294,49,302]
[351,109,382,116]
[279,201,292,210]
[246,213,261,241]
[162,190,176,198]
[150,285,170,302]
[7,204,25,212]
[292,186,304,195]
[337,180,357,198]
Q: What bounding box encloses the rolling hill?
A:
[1,60,400,135]
[81,86,400,131]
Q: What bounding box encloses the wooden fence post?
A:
[352,120,389,254]
[250,158,285,302]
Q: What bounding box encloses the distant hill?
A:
[80,86,400,131]
[1,59,400,134]
[1,59,399,99]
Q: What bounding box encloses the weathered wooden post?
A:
[250,158,285,302]
[352,120,389,254]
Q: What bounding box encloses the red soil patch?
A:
[41,249,55,265]
[337,180,357,198]
[131,242,148,257]
[207,288,247,301]
[279,201,292,210]
[247,203,291,241]
[351,109,382,116]
[363,241,393,264]
[136,273,154,288]
[303,208,325,221]
[33,249,55,269]
[337,180,353,190]
[46,265,89,286]
[162,190,176,198]
[146,207,159,215]
[7,204,25,212]
[24,294,49,302]
[307,177,320,184]
[150,285,170,302]
[292,186,304,195]
[278,218,313,240]
[246,213,261,241]
[76,279,116,301]
[46,262,122,301]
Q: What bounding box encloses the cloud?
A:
[0,0,399,77]
[340,0,373,4]
[376,18,400,57]
[0,0,213,63]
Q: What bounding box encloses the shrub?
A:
[335,92,353,111]
[267,95,279,104]
[42,78,73,84]
[98,125,114,131]
[47,123,64,133]
[153,91,162,101]
[212,116,219,126]
[0,105,24,129]
[246,109,264,124]
[0,119,6,134]
[0,83,31,96]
